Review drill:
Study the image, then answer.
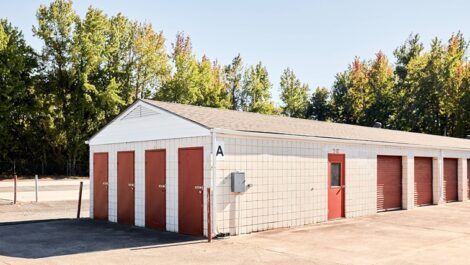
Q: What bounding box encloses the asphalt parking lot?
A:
[0,219,203,259]
[2,202,470,265]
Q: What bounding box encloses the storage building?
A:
[87,99,470,237]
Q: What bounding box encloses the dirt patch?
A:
[0,200,89,223]
[0,176,89,181]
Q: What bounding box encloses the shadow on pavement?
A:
[0,218,204,259]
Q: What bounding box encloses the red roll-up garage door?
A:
[377,156,402,211]
[444,158,458,202]
[414,157,433,206]
[468,159,470,200]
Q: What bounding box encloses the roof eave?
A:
[212,128,470,152]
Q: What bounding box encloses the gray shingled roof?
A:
[143,99,470,151]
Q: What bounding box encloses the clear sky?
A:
[1,0,469,104]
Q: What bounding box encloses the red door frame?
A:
[93,152,108,221]
[328,154,345,220]
[117,151,135,225]
[178,147,204,236]
[145,149,166,230]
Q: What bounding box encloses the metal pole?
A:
[207,187,212,243]
[77,181,83,219]
[13,174,17,204]
[35,174,38,203]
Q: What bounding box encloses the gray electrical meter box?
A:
[231,172,246,192]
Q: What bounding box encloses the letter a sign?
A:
[215,141,225,161]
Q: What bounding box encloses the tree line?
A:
[1,0,469,175]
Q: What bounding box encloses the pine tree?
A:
[307,87,331,121]
[394,34,424,85]
[330,71,354,124]
[393,34,424,130]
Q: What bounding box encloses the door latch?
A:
[194,185,203,190]
[158,184,166,188]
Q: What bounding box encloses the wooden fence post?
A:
[77,181,83,219]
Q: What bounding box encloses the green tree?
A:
[134,22,170,99]
[33,0,78,170]
[391,34,469,137]
[394,34,424,85]
[401,38,445,135]
[103,13,136,105]
[0,19,40,167]
[364,52,396,127]
[241,62,277,114]
[438,33,467,137]
[195,56,229,108]
[331,58,371,125]
[348,58,371,125]
[460,64,470,137]
[157,32,200,104]
[307,87,331,121]
[393,34,424,130]
[224,54,243,110]
[279,67,309,118]
[330,71,354,124]
[0,24,8,51]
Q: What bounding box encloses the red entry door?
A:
[93,152,108,220]
[328,154,345,220]
[178,147,204,236]
[117,151,135,225]
[444,158,458,202]
[145,150,166,230]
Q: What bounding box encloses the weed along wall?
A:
[88,99,470,238]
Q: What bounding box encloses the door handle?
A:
[102,182,108,186]
[158,184,166,188]
[128,183,134,187]
[194,185,203,190]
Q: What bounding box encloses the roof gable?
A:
[88,101,210,145]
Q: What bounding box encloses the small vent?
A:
[373,122,382,128]
[121,105,159,120]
